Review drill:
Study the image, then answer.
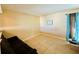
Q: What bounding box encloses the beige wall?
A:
[0,15,3,29]
[0,5,3,29]
[3,10,40,41]
[40,8,79,37]
[40,12,66,37]
[2,7,79,40]
[0,5,2,14]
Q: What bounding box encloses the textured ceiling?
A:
[2,4,79,16]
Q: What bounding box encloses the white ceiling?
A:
[2,4,79,16]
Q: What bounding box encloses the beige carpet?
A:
[24,32,79,54]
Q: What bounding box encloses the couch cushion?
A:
[1,34,14,54]
[7,36,37,54]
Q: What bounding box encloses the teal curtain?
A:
[66,14,70,41]
[75,13,79,43]
[66,13,79,43]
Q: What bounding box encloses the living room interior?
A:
[0,4,79,54]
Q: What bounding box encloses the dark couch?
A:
[1,34,37,54]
